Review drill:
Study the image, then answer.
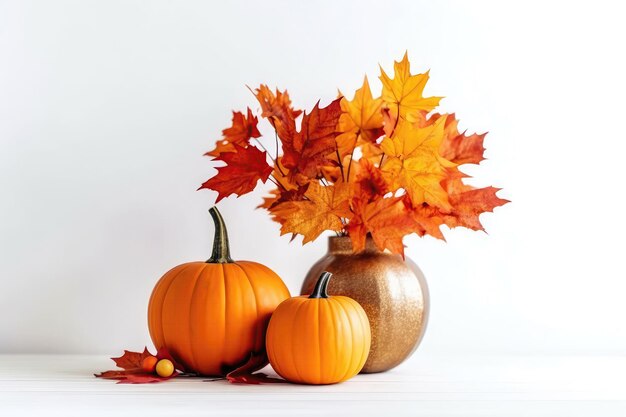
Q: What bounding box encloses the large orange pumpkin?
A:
[147,207,290,376]
[266,271,371,384]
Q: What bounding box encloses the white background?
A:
[1,0,624,356]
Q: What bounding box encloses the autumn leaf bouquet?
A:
[201,53,508,257]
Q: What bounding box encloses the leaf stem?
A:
[268,175,288,192]
[345,129,360,181]
[378,115,399,168]
[252,137,288,192]
[273,130,287,178]
[335,146,345,182]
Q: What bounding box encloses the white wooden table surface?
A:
[1,354,624,416]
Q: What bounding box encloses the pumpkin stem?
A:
[207,207,234,264]
[309,271,332,299]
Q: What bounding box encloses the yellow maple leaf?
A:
[381,117,454,211]
[379,52,442,121]
[269,181,352,243]
[338,77,384,143]
[381,115,446,160]
[360,140,384,164]
[334,77,385,178]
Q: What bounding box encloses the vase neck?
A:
[328,236,379,254]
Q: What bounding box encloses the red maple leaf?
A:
[199,144,273,202]
[279,98,343,181]
[111,347,153,369]
[95,347,179,384]
[95,347,282,385]
[206,108,261,157]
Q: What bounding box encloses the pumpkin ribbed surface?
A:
[266,272,370,384]
[147,207,290,376]
[148,261,289,376]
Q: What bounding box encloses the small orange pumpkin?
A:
[266,271,371,384]
[147,207,290,376]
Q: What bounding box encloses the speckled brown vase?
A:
[300,236,429,373]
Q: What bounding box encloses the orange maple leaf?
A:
[206,108,261,157]
[439,179,509,231]
[258,163,308,211]
[270,181,351,244]
[347,197,416,257]
[258,188,281,210]
[258,185,309,211]
[353,159,389,202]
[359,140,384,166]
[199,145,272,202]
[434,113,487,165]
[379,52,442,121]
[270,156,297,191]
[410,212,446,240]
[252,85,301,139]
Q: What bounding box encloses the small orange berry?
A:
[155,359,174,377]
[142,356,158,373]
